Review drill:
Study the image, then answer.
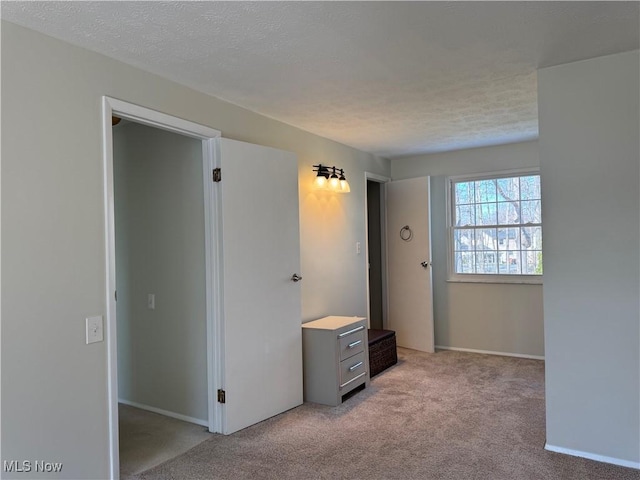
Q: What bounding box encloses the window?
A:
[448,171,542,283]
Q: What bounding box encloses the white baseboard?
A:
[545,443,640,470]
[118,398,208,427]
[435,345,544,360]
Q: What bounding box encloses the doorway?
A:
[365,173,390,330]
[112,119,212,477]
[103,97,222,479]
[103,97,304,479]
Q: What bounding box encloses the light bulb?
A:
[314,174,327,188]
[338,169,350,193]
[329,175,340,190]
[328,167,340,190]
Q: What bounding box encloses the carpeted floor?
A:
[132,348,639,479]
[119,404,212,479]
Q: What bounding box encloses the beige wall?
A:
[539,50,639,465]
[391,141,544,357]
[1,22,389,479]
[114,122,208,422]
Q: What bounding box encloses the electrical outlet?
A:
[148,294,155,310]
[356,242,361,255]
[85,316,103,344]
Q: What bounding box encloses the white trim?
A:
[205,137,226,434]
[435,345,544,360]
[202,139,216,433]
[545,443,640,470]
[447,167,541,184]
[118,399,208,427]
[446,276,542,285]
[101,98,119,480]
[102,96,221,480]
[106,98,216,140]
[364,172,391,329]
[365,172,391,183]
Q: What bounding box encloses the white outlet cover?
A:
[86,315,104,344]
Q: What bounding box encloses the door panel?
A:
[218,138,302,434]
[386,177,434,353]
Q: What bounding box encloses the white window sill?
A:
[447,275,542,285]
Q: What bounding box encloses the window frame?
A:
[446,168,543,285]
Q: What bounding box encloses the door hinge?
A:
[212,168,222,183]
[115,290,117,301]
[217,389,226,403]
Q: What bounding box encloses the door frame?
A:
[364,172,391,329]
[101,97,222,479]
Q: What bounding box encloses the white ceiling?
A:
[2,2,638,158]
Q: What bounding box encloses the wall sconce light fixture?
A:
[313,164,351,193]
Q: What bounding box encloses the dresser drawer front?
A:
[338,325,365,361]
[339,352,367,389]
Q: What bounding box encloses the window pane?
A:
[497,177,519,202]
[455,181,474,205]
[535,251,543,274]
[520,175,541,200]
[497,201,520,225]
[498,251,509,274]
[476,228,497,250]
[454,229,475,251]
[522,251,543,275]
[475,179,496,203]
[522,226,542,250]
[476,203,497,225]
[506,251,521,274]
[476,252,498,274]
[455,205,475,226]
[521,200,541,224]
[455,251,475,274]
[497,228,520,250]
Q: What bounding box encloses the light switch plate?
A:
[86,316,103,344]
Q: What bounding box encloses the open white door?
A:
[217,138,303,434]
[386,177,434,353]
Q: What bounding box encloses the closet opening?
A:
[103,97,222,479]
[365,173,390,330]
[112,117,212,478]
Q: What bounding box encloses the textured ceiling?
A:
[2,2,638,158]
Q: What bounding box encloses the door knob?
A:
[291,273,303,282]
[420,261,430,268]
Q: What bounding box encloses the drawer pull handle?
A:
[348,340,362,348]
[349,361,364,372]
[340,372,367,389]
[338,325,364,338]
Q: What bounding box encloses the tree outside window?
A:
[450,172,542,281]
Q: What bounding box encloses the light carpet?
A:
[119,404,212,479]
[133,348,639,479]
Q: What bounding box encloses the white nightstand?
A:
[301,316,369,406]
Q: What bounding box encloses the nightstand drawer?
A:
[338,327,365,361]
[340,352,366,389]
